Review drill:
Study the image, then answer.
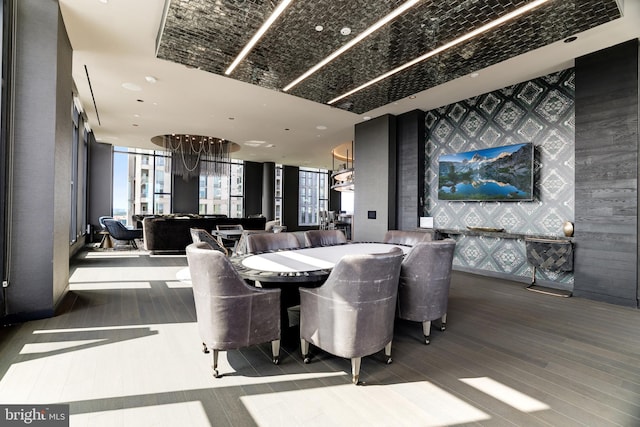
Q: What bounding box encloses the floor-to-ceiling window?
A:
[113,147,172,226]
[299,167,328,226]
[69,100,88,244]
[198,159,244,217]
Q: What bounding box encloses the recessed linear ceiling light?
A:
[283,0,419,92]
[225,0,293,75]
[328,0,551,105]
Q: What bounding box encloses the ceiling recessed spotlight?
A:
[409,95,417,99]
[340,27,351,36]
[133,114,140,118]
[228,117,235,120]
[284,128,290,131]
[144,75,158,84]
[266,144,276,148]
[564,36,578,43]
[136,99,144,103]
[98,0,108,4]
[122,82,142,91]
[316,125,328,130]
[470,72,480,78]
[315,25,324,32]
[132,124,139,127]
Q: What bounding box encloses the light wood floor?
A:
[0,248,639,427]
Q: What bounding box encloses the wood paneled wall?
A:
[396,110,426,230]
[574,39,639,307]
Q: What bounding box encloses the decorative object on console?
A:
[151,134,241,179]
[562,221,574,237]
[466,226,505,232]
[438,142,534,201]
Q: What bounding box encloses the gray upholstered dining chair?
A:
[299,247,404,385]
[186,242,281,378]
[396,240,456,344]
[189,228,228,256]
[245,232,300,254]
[383,230,432,246]
[304,229,347,247]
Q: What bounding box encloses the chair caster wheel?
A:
[303,356,311,364]
[424,337,431,345]
[440,325,446,332]
[386,357,393,365]
[213,369,221,378]
[272,357,280,365]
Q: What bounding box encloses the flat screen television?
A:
[438,142,534,201]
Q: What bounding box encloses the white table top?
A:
[241,242,410,273]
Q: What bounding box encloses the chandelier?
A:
[151,134,240,179]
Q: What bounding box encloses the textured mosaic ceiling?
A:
[156,0,620,114]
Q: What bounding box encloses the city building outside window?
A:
[198,159,244,217]
[113,147,172,226]
[299,167,328,226]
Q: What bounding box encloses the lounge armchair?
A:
[299,247,404,384]
[397,240,456,344]
[103,219,143,249]
[186,242,281,378]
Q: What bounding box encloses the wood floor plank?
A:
[0,249,638,427]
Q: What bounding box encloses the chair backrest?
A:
[397,240,456,322]
[190,228,228,256]
[185,242,281,349]
[300,247,404,358]
[264,219,280,231]
[217,224,243,231]
[383,230,432,246]
[304,229,347,247]
[98,216,113,230]
[246,232,300,253]
[103,218,127,238]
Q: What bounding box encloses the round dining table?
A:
[230,242,412,284]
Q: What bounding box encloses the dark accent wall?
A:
[262,162,275,220]
[7,0,72,321]
[396,110,426,230]
[244,161,263,217]
[574,40,639,307]
[172,174,198,214]
[282,165,299,230]
[88,139,113,232]
[354,114,397,241]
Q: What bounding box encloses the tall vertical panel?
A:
[354,115,397,242]
[243,161,263,217]
[172,173,198,213]
[8,0,73,320]
[396,110,425,230]
[88,139,113,231]
[574,40,639,307]
[282,165,299,231]
[262,162,275,220]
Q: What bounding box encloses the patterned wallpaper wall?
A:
[424,68,575,287]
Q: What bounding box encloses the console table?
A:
[435,227,573,242]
